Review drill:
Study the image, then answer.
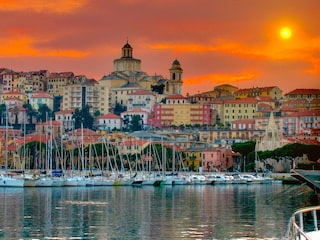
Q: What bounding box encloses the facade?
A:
[97,113,121,132]
[221,98,258,126]
[29,91,54,111]
[62,82,99,114]
[2,91,27,105]
[127,89,156,113]
[283,109,320,136]
[201,147,234,172]
[284,88,320,100]
[47,72,74,96]
[54,109,74,131]
[152,95,211,128]
[235,86,283,101]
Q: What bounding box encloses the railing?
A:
[285,206,320,240]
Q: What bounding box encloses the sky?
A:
[0,0,319,95]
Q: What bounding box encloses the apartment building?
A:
[47,72,74,96]
[235,86,282,100]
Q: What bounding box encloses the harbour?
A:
[0,183,318,239]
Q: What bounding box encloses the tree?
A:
[53,96,62,112]
[114,102,127,116]
[23,103,37,125]
[37,104,53,122]
[12,106,20,125]
[0,104,6,125]
[130,115,143,132]
[72,105,95,129]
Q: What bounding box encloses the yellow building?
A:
[2,91,27,104]
[235,86,282,100]
[47,72,74,96]
[152,95,211,127]
[221,98,258,126]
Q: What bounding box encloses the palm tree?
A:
[23,103,37,125]
[0,104,6,125]
[12,106,20,125]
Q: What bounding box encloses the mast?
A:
[5,105,8,176]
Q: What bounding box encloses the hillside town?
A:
[0,41,319,175]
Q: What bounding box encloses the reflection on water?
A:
[0,184,318,239]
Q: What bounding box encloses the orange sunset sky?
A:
[0,0,319,95]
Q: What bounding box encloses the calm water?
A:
[0,184,318,240]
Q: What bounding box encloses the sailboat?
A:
[0,106,24,187]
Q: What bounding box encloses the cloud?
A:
[0,36,90,57]
[0,0,88,13]
[184,72,258,86]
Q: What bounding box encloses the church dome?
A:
[172,59,180,65]
[123,42,132,49]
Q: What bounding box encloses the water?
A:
[0,184,318,240]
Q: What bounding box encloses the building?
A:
[99,41,183,112]
[55,109,74,131]
[47,72,74,96]
[29,91,54,111]
[235,86,282,101]
[127,89,157,113]
[62,80,99,114]
[221,98,258,126]
[284,88,320,101]
[151,95,211,128]
[97,113,121,132]
[120,109,148,131]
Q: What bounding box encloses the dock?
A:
[291,169,320,194]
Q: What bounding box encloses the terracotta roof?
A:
[167,94,187,100]
[55,110,74,114]
[99,113,121,119]
[285,88,320,95]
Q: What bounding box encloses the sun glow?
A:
[280,27,292,39]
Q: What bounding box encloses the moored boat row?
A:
[0,171,277,187]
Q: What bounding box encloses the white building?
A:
[97,113,121,132]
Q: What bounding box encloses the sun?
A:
[280,27,292,39]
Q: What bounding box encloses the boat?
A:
[0,174,25,187]
[285,205,320,240]
[0,107,24,187]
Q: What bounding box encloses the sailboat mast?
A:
[5,105,8,175]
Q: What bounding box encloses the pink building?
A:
[201,147,234,172]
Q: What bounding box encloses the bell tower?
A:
[169,59,183,94]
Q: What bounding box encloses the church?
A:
[100,41,183,96]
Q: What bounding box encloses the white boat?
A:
[0,174,24,187]
[23,174,39,187]
[35,177,53,187]
[285,205,320,240]
[51,177,65,187]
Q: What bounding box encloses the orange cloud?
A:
[0,0,87,13]
[0,36,89,57]
[184,72,258,85]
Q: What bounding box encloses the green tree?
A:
[37,104,53,122]
[130,115,142,132]
[72,105,94,129]
[53,96,62,112]
[114,102,127,116]
[23,103,37,125]
[12,106,20,125]
[0,104,6,125]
